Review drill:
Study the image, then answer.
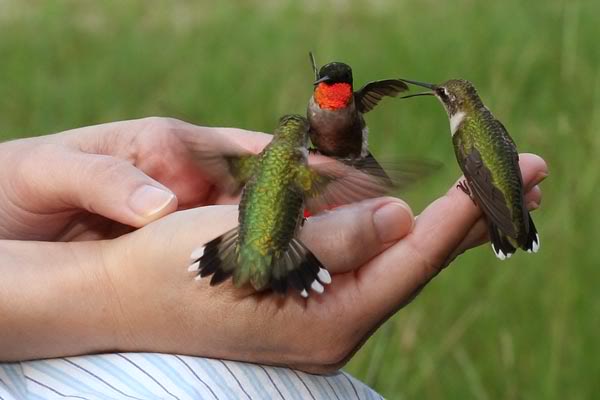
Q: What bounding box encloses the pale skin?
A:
[0,117,547,373]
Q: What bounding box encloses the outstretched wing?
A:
[225,154,259,190]
[296,155,439,215]
[354,79,409,113]
[178,130,260,195]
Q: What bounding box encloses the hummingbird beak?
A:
[313,75,331,85]
[400,78,437,90]
[400,92,434,99]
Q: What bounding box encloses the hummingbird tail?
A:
[189,227,239,286]
[188,229,332,297]
[271,238,331,298]
[522,213,540,253]
[488,222,517,260]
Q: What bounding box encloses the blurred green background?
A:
[1,0,598,398]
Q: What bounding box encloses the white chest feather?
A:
[450,111,466,136]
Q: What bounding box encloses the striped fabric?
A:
[0,353,383,399]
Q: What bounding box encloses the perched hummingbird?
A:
[307,52,409,178]
[187,114,397,297]
[400,78,540,259]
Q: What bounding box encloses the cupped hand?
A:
[0,117,269,241]
[97,153,546,374]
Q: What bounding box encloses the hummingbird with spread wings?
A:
[307,52,409,180]
[186,114,407,298]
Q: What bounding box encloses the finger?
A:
[126,205,240,273]
[208,127,272,154]
[355,153,548,313]
[17,144,177,228]
[300,197,415,274]
[124,197,413,287]
[411,153,548,273]
[48,118,273,206]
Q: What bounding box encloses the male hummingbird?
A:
[400,78,540,259]
[186,114,398,297]
[307,52,408,178]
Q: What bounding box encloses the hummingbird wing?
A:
[225,154,260,191]
[461,147,517,238]
[297,156,438,215]
[179,132,260,195]
[354,79,409,113]
[309,51,319,80]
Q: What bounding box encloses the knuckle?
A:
[405,238,443,284]
[141,116,184,137]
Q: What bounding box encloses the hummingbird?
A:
[400,78,540,259]
[307,52,409,179]
[186,114,398,297]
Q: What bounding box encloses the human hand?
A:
[0,117,270,241]
[57,153,544,373]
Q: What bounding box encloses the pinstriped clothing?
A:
[0,353,383,399]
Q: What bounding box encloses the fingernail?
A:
[128,185,175,217]
[373,201,414,243]
[532,171,548,186]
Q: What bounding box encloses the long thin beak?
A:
[313,75,331,85]
[401,92,434,99]
[400,78,437,90]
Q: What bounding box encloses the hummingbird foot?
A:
[457,179,476,205]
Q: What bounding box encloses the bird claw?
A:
[457,180,476,205]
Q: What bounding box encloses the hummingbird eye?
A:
[437,87,454,102]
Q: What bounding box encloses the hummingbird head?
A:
[400,78,483,117]
[312,62,354,110]
[274,114,310,146]
[313,62,353,86]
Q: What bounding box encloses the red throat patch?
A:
[314,83,353,110]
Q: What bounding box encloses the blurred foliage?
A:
[0,0,598,398]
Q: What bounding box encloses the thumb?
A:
[19,144,177,227]
[300,196,415,274]
[109,197,414,288]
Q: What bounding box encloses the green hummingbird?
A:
[186,114,398,297]
[307,52,409,179]
[400,78,540,259]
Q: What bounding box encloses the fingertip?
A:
[300,197,414,274]
[127,185,178,226]
[519,153,547,171]
[372,200,414,243]
[525,185,542,210]
[519,153,548,189]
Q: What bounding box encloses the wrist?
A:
[0,240,120,360]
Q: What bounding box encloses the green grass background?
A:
[1,0,598,398]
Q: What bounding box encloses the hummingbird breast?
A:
[307,96,365,158]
